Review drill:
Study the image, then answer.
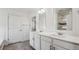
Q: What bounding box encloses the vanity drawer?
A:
[41,36,52,43]
[53,39,79,50]
[53,44,67,50]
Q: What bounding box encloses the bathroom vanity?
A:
[30,32,79,50]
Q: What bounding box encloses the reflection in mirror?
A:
[56,8,72,30]
[38,8,46,32]
[32,16,36,31]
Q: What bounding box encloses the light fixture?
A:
[38,8,46,14]
[41,8,45,13]
[38,10,42,14]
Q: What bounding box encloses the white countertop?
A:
[35,32,79,44]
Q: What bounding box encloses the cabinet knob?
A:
[53,47,55,50]
[50,45,55,50]
[50,45,52,50]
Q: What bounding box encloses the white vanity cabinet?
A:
[53,44,66,50]
[30,32,34,47]
[30,32,53,50]
[40,36,52,50]
[41,39,51,50]
[52,39,68,50]
[34,34,40,50]
[30,32,41,50]
[53,39,79,50]
[30,32,79,50]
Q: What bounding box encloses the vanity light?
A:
[38,10,42,14]
[38,10,43,14]
[38,8,46,14]
[41,8,45,13]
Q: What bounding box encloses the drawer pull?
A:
[53,47,55,50]
[50,45,53,50]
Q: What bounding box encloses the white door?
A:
[9,14,29,43]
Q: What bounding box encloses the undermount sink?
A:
[57,32,63,35]
[50,32,65,37]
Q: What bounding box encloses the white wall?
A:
[72,8,79,36]
[0,8,30,43]
[45,8,56,33]
[0,9,8,41]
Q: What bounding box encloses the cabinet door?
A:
[53,44,66,50]
[34,34,40,50]
[53,39,79,50]
[30,32,34,47]
[41,36,51,50]
[41,39,51,50]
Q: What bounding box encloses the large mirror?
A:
[38,8,46,32]
[32,16,36,31]
[56,8,72,31]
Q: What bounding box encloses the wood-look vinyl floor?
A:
[3,40,34,50]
